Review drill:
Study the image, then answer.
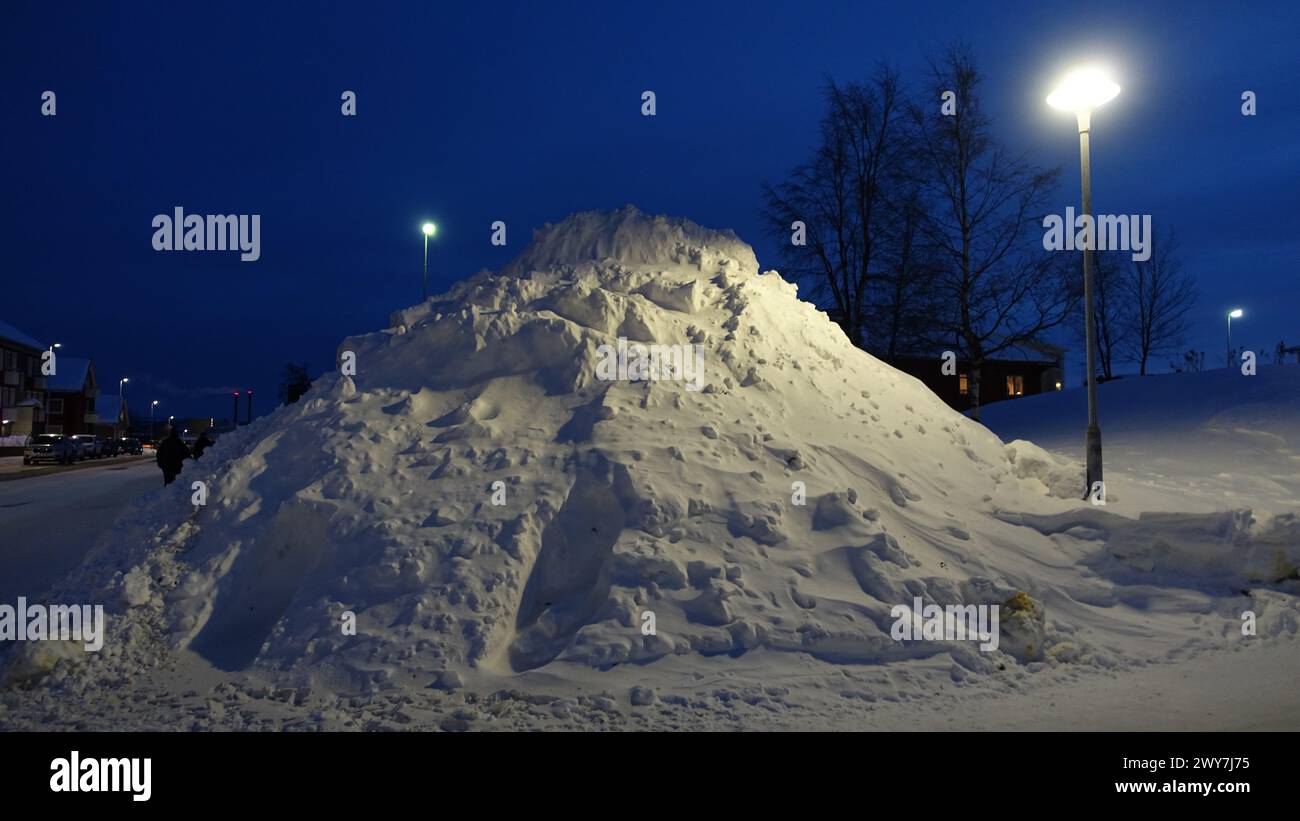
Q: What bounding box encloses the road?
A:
[0,459,159,603]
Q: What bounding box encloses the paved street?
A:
[0,459,158,603]
[0,452,152,480]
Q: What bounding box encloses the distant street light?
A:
[151,400,159,439]
[1048,66,1120,500]
[422,222,437,301]
[45,343,61,377]
[1227,309,1244,366]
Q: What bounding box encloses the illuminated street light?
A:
[1048,66,1120,499]
[1227,309,1244,366]
[422,222,437,301]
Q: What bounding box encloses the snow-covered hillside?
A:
[2,207,1296,731]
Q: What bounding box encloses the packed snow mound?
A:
[11,208,1297,698]
[500,204,759,279]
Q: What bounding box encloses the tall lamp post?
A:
[1048,67,1120,500]
[117,378,129,439]
[150,400,159,440]
[1226,309,1243,367]
[422,222,437,301]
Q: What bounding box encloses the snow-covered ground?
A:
[2,208,1296,731]
[981,366,1300,518]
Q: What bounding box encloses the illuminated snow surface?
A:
[3,207,1298,730]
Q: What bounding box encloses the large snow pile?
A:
[6,207,1298,718]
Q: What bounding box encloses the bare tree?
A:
[1078,248,1128,380]
[762,67,908,347]
[866,171,943,356]
[910,45,1076,420]
[1117,228,1197,375]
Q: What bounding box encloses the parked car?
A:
[70,434,102,460]
[23,434,78,465]
[118,437,143,455]
[100,437,121,457]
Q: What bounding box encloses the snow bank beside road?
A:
[4,208,1296,731]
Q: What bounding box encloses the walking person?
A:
[156,426,190,486]
[192,429,214,459]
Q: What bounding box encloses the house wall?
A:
[46,390,98,435]
[0,340,47,436]
[885,356,1063,413]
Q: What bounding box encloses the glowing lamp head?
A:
[422,222,436,237]
[1229,309,1243,318]
[1047,68,1120,113]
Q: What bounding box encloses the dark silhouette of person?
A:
[192,430,214,459]
[156,427,190,486]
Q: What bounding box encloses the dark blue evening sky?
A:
[4,1,1297,421]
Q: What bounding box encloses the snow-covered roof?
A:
[0,320,44,351]
[97,393,125,422]
[48,357,92,392]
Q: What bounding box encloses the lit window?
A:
[958,374,969,395]
[1006,375,1024,397]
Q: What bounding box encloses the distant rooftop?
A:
[47,357,92,392]
[0,320,44,351]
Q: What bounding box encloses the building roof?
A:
[97,394,126,423]
[0,320,44,351]
[47,357,92,392]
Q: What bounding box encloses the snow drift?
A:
[7,206,1298,706]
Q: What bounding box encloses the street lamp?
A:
[422,222,437,301]
[1227,309,1244,366]
[151,400,159,440]
[1048,66,1120,500]
[117,378,129,439]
